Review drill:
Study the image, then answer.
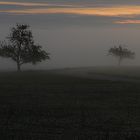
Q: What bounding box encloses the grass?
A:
[85,66,140,78]
[0,70,140,139]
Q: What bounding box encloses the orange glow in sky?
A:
[1,1,140,25]
[0,1,74,7]
[1,5,140,17]
[115,20,140,24]
[0,1,49,6]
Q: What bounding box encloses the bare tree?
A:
[108,45,135,66]
[0,24,50,71]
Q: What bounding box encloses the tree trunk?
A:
[17,62,21,72]
[118,57,122,66]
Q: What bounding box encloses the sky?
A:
[0,0,140,70]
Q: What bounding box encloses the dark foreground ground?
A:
[0,70,140,140]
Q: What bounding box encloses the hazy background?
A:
[0,0,140,70]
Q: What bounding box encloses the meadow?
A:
[0,68,140,139]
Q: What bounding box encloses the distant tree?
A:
[0,24,50,71]
[108,45,135,66]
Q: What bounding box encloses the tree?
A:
[108,45,135,66]
[0,24,50,71]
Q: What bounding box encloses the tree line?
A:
[0,23,136,71]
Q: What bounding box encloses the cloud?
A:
[0,1,73,7]
[0,1,49,7]
[1,5,140,18]
[1,1,140,25]
[115,20,140,24]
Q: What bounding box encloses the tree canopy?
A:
[0,24,50,71]
[108,45,135,65]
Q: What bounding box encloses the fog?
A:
[0,0,140,70]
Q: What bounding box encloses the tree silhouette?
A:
[0,24,50,71]
[108,45,135,66]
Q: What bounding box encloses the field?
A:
[1,68,140,139]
